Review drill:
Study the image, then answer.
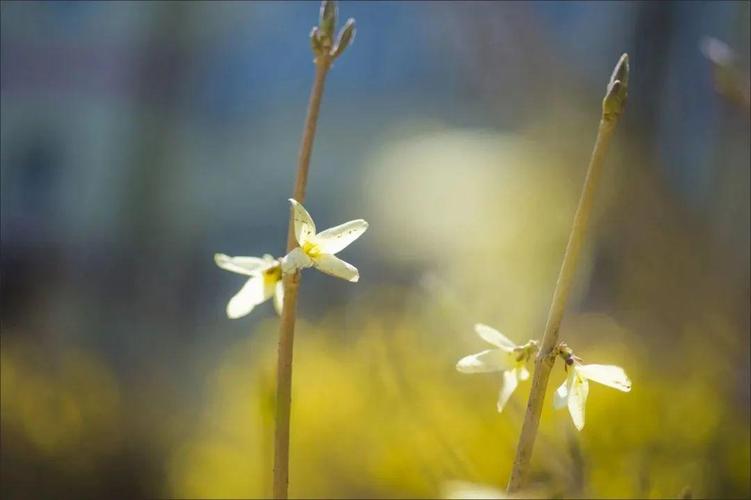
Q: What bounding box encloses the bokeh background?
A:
[1,1,749,498]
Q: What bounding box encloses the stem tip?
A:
[603,53,629,121]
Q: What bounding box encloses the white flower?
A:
[281,199,368,282]
[456,324,537,412]
[553,362,631,430]
[214,253,284,318]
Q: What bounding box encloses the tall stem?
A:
[507,55,629,494]
[285,61,331,251]
[273,58,331,500]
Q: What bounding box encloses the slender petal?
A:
[262,253,277,265]
[313,253,359,282]
[456,349,512,373]
[215,253,267,276]
[568,372,589,431]
[289,199,316,245]
[263,279,277,303]
[282,247,314,274]
[226,275,266,319]
[576,364,631,392]
[474,324,516,350]
[517,365,530,381]
[497,369,519,412]
[553,378,569,410]
[273,280,284,316]
[315,219,368,254]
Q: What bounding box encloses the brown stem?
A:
[507,98,625,493]
[286,60,331,252]
[273,57,331,500]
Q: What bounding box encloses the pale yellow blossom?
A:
[553,362,631,430]
[214,253,284,318]
[281,199,368,282]
[456,324,537,412]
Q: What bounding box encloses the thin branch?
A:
[272,2,356,497]
[273,56,331,500]
[506,53,630,494]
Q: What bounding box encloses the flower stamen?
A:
[302,240,322,258]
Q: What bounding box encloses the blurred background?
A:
[1,1,749,498]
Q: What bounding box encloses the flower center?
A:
[302,240,322,258]
[263,265,282,284]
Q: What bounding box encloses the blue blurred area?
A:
[1,0,749,372]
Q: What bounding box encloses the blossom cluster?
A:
[215,199,367,318]
[457,324,631,430]
[214,198,630,431]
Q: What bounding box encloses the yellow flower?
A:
[553,362,631,430]
[282,199,368,282]
[214,253,283,318]
[456,324,537,412]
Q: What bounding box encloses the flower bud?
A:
[331,18,356,59]
[310,26,324,57]
[319,0,337,39]
[602,53,629,121]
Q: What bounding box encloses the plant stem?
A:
[273,57,331,500]
[285,60,332,252]
[507,54,629,494]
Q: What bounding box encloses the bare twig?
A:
[506,53,630,493]
[272,2,355,498]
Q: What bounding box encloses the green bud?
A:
[319,0,337,39]
[310,26,324,57]
[602,53,629,121]
[609,52,629,89]
[331,18,356,59]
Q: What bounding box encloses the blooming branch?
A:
[281,199,368,282]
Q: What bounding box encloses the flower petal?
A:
[517,365,530,381]
[262,254,277,264]
[273,280,284,316]
[226,275,266,319]
[553,378,569,410]
[263,278,277,302]
[314,219,369,254]
[214,253,267,276]
[497,369,519,412]
[474,324,516,350]
[281,247,314,274]
[456,349,512,373]
[568,372,589,431]
[313,254,359,282]
[576,364,632,392]
[289,199,316,245]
